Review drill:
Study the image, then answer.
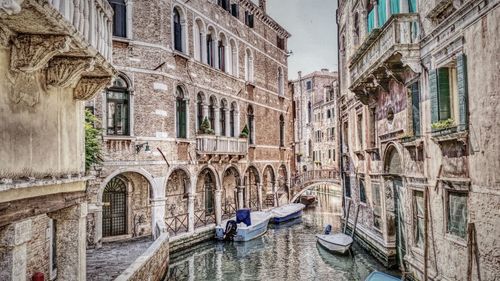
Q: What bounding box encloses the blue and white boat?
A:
[364,271,401,281]
[215,209,272,242]
[270,203,305,224]
[316,224,353,254]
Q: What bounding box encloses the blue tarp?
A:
[236,209,251,226]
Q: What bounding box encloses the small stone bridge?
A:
[289,169,341,202]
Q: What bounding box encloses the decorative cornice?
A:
[0,0,23,15]
[47,57,95,88]
[11,34,71,72]
[74,76,111,100]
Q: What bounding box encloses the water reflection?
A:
[166,185,398,281]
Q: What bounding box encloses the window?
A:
[278,67,284,96]
[231,3,239,18]
[413,190,425,248]
[220,100,227,136]
[247,105,255,144]
[353,12,359,45]
[204,173,214,213]
[373,183,382,230]
[176,87,187,138]
[344,173,351,198]
[207,30,215,67]
[218,40,226,71]
[245,11,254,28]
[106,76,130,136]
[173,8,183,52]
[230,102,236,137]
[245,49,254,82]
[109,0,126,37]
[209,97,216,131]
[217,0,230,11]
[308,140,312,158]
[327,109,331,119]
[359,179,366,203]
[197,93,204,130]
[411,82,421,136]
[229,39,238,76]
[447,192,467,239]
[357,113,363,149]
[307,102,312,123]
[279,114,285,147]
[194,19,205,62]
[49,219,57,279]
[429,55,469,131]
[306,80,312,91]
[277,36,285,50]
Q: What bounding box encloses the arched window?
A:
[220,100,227,136]
[245,49,254,82]
[278,67,284,96]
[247,105,255,144]
[308,139,312,158]
[279,114,285,147]
[109,0,127,38]
[218,33,227,72]
[194,19,205,62]
[354,12,360,45]
[209,96,216,131]
[176,86,187,138]
[230,102,236,137]
[173,8,183,52]
[327,109,331,119]
[106,75,130,136]
[207,27,216,67]
[197,93,204,130]
[103,177,127,237]
[307,101,312,123]
[204,172,214,213]
[229,39,238,76]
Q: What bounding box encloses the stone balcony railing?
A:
[349,14,421,98]
[196,135,248,156]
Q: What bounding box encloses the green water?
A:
[166,186,400,281]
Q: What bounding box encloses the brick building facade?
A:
[337,0,500,280]
[85,0,293,247]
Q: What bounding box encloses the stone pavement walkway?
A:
[87,236,154,281]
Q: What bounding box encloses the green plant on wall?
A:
[199,116,214,135]
[431,118,455,130]
[85,109,102,170]
[240,125,249,138]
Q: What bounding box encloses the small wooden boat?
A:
[215,210,272,242]
[270,203,305,224]
[300,194,317,206]
[364,271,401,281]
[316,233,353,254]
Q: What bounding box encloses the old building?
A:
[85,0,293,247]
[337,0,500,280]
[0,1,115,280]
[291,70,339,173]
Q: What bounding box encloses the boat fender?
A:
[215,225,225,240]
[324,224,332,235]
[224,220,238,241]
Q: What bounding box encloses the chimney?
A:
[259,0,267,13]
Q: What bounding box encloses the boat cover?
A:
[271,203,305,217]
[364,271,401,281]
[236,209,251,226]
[316,233,353,246]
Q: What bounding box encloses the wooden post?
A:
[351,205,360,238]
[343,200,351,234]
[424,186,429,281]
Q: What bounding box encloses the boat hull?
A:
[271,210,303,224]
[316,234,353,254]
[233,219,270,242]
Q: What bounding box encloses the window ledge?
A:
[444,233,467,247]
[173,51,191,60]
[112,36,132,44]
[103,135,136,141]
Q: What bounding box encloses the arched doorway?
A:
[165,169,190,236]
[222,166,240,219]
[244,166,260,210]
[383,145,406,269]
[262,166,276,208]
[195,168,217,228]
[103,177,127,237]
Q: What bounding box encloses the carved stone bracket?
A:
[0,0,23,15]
[74,76,111,100]
[47,57,95,88]
[6,70,44,107]
[11,34,71,72]
[0,25,14,48]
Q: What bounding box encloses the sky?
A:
[265,0,339,80]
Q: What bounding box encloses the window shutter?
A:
[390,0,400,14]
[367,9,375,33]
[411,82,421,136]
[438,68,451,120]
[378,0,387,26]
[249,14,254,28]
[456,54,468,131]
[429,69,439,124]
[408,0,417,13]
[180,102,186,138]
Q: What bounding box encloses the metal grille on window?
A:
[103,177,127,237]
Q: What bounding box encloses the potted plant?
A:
[431,118,456,134]
[239,125,249,138]
[198,117,215,135]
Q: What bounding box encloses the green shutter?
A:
[378,0,387,26]
[408,0,417,13]
[429,69,439,124]
[438,68,451,120]
[391,0,400,14]
[456,54,469,131]
[368,9,375,33]
[411,82,421,136]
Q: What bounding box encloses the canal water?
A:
[165,185,400,281]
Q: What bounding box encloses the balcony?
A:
[349,14,420,103]
[196,135,248,161]
[0,0,115,100]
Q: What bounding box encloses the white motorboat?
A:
[316,233,353,254]
[216,210,272,242]
[270,203,305,224]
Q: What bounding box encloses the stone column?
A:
[49,202,87,281]
[257,183,263,210]
[0,220,32,281]
[187,193,195,232]
[400,0,409,13]
[125,0,134,39]
[89,203,103,248]
[202,104,209,122]
[237,185,245,209]
[201,32,208,64]
[214,105,220,135]
[151,176,167,239]
[235,110,241,137]
[272,181,278,207]
[215,189,222,225]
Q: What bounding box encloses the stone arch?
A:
[99,168,155,202]
[383,143,403,175]
[172,4,188,54]
[222,165,241,218]
[245,48,254,82]
[195,167,218,227]
[262,165,276,207]
[164,168,190,235]
[244,165,261,210]
[206,25,218,67]
[229,38,238,76]
[218,32,229,72]
[193,17,206,62]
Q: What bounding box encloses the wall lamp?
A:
[135,142,151,153]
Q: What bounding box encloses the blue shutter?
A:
[429,69,439,124]
[378,0,387,26]
[411,82,421,136]
[368,9,375,33]
[408,0,417,13]
[391,0,400,15]
[456,54,468,131]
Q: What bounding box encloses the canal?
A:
[165,185,400,280]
